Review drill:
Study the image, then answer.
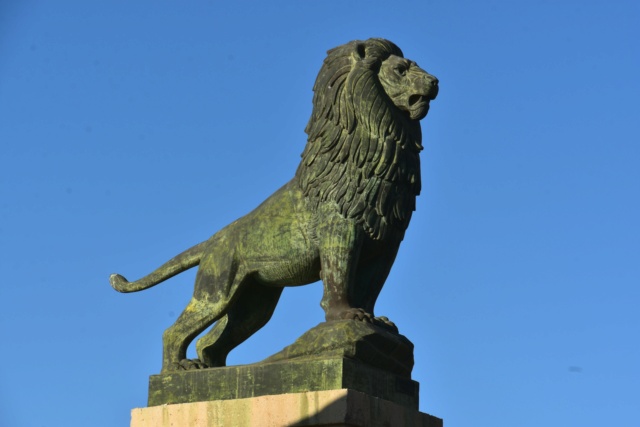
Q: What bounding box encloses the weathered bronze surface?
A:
[264,320,414,378]
[148,357,420,409]
[110,38,438,374]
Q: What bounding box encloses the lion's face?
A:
[378,55,439,121]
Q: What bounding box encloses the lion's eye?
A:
[395,66,407,77]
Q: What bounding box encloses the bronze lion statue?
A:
[110,38,438,373]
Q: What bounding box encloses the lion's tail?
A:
[109,241,208,293]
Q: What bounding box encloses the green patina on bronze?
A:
[264,320,414,378]
[110,38,438,374]
[147,357,420,409]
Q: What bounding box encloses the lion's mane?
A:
[295,38,423,240]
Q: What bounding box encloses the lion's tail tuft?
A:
[109,240,208,293]
[110,273,133,292]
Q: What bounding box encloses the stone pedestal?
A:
[131,389,442,427]
[132,321,442,426]
[149,357,419,409]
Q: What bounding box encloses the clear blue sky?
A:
[1,1,639,426]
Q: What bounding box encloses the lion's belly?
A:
[253,253,320,287]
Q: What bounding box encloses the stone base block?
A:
[149,357,420,409]
[264,320,415,377]
[132,389,442,427]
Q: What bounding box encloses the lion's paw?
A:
[176,358,208,371]
[373,316,399,334]
[338,308,374,322]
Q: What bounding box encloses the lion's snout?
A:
[410,72,438,101]
[424,75,439,100]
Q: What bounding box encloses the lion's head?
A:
[296,38,438,240]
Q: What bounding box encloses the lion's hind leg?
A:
[161,248,251,372]
[196,280,283,367]
[161,296,223,373]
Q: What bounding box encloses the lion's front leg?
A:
[349,234,403,332]
[317,211,371,322]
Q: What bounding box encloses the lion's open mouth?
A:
[409,94,427,107]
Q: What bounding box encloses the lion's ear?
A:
[353,42,366,60]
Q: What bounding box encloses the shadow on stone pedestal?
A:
[134,389,442,427]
